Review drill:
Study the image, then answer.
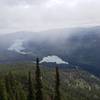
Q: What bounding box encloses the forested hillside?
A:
[0,59,100,100]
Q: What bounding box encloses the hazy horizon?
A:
[0,0,100,34]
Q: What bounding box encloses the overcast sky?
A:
[0,0,100,34]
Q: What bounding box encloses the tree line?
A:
[0,58,61,100]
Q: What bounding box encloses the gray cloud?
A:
[0,0,46,6]
[0,0,100,34]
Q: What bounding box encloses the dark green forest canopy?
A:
[0,63,100,100]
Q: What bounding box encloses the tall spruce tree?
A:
[35,58,43,100]
[54,67,61,100]
[27,71,34,100]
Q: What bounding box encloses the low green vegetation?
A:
[0,60,100,100]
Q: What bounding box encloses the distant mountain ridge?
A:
[0,26,100,76]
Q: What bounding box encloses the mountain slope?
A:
[0,63,100,100]
[0,26,100,76]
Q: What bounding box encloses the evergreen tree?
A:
[54,67,61,100]
[35,58,43,100]
[27,71,34,100]
[0,80,8,100]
